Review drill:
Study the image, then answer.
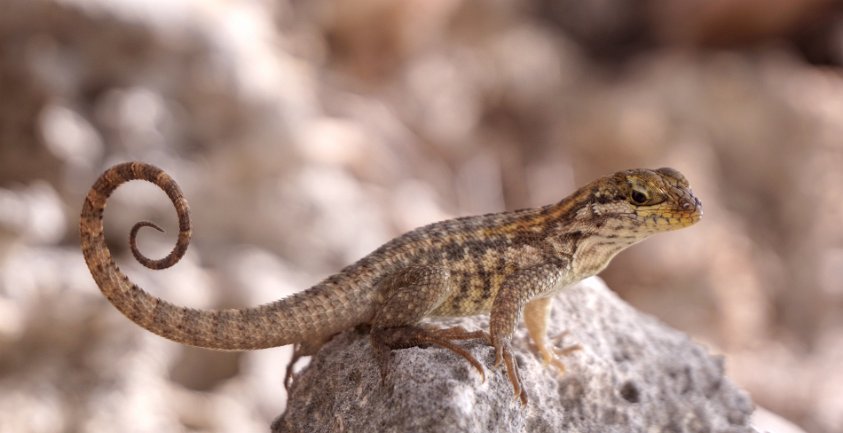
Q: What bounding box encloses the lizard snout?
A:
[677,189,703,222]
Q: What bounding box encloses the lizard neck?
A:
[567,229,642,277]
[542,190,649,279]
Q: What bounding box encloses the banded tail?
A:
[80,162,372,350]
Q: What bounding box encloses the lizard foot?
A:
[550,331,582,356]
[532,331,582,376]
[493,339,528,406]
[284,336,334,390]
[283,342,306,390]
[370,325,487,382]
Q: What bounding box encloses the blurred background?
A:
[1,0,842,432]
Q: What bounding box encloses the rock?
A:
[273,277,754,433]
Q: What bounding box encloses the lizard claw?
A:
[553,344,582,357]
[550,330,582,354]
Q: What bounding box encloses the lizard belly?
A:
[536,275,579,299]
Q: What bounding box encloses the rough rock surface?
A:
[274,277,754,433]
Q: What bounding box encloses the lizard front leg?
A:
[369,265,488,381]
[490,261,567,405]
[524,297,581,376]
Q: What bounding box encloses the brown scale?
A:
[81,163,702,405]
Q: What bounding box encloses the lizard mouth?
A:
[683,193,703,223]
[636,191,702,231]
[669,187,702,226]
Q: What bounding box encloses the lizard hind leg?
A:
[370,326,488,381]
[368,265,487,382]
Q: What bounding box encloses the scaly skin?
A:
[80,162,702,404]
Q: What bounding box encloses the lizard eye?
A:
[630,189,649,205]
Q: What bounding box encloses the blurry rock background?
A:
[0,0,841,432]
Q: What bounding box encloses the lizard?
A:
[79,162,702,405]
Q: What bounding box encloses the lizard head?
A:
[586,167,703,236]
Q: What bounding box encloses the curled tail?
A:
[80,162,372,350]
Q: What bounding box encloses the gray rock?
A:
[274,277,754,433]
